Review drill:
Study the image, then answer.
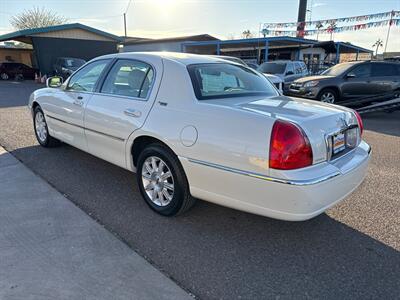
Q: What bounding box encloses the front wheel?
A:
[0,73,9,80]
[136,144,195,216]
[33,106,61,147]
[318,89,338,103]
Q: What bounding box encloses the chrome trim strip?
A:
[46,115,125,142]
[186,158,341,186]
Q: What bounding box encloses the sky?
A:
[0,0,399,53]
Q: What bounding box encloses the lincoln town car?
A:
[28,52,371,221]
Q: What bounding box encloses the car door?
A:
[44,59,111,151]
[84,57,162,168]
[370,63,399,95]
[284,63,297,85]
[340,63,373,98]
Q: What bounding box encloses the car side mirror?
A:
[286,71,294,75]
[346,73,356,79]
[46,76,63,88]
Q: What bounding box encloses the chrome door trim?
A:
[46,115,125,142]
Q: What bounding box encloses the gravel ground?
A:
[0,80,399,299]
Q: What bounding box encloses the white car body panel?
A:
[29,52,370,221]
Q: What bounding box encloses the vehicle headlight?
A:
[303,80,319,87]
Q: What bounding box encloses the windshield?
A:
[321,63,354,76]
[187,63,278,100]
[63,58,86,68]
[257,62,286,74]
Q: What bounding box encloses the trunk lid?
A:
[206,95,359,164]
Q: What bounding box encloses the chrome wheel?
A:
[35,110,48,143]
[320,92,335,103]
[0,73,9,80]
[141,156,175,207]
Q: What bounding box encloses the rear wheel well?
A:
[32,101,40,110]
[131,136,176,168]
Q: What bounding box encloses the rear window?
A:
[187,63,277,100]
[257,62,286,74]
[371,63,398,76]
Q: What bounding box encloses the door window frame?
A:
[65,59,112,94]
[95,58,157,102]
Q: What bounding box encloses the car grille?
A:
[290,83,302,90]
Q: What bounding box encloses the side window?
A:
[67,60,110,92]
[350,64,371,78]
[101,59,154,99]
[371,63,397,77]
[286,63,294,74]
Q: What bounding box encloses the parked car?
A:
[257,60,309,88]
[211,55,284,91]
[29,52,370,221]
[53,57,86,79]
[0,62,37,80]
[288,61,400,103]
[245,62,259,70]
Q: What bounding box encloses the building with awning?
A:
[0,23,123,75]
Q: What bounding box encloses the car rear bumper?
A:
[180,141,371,221]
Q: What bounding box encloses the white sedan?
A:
[28,52,371,221]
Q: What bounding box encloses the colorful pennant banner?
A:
[261,18,400,37]
[262,10,400,29]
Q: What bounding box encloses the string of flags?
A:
[262,10,400,29]
[261,18,400,37]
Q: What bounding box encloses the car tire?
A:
[33,106,61,147]
[136,143,195,216]
[0,73,9,80]
[394,89,400,99]
[318,88,338,104]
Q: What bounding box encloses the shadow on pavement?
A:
[7,143,400,299]
[363,111,400,137]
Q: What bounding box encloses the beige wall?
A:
[0,49,33,66]
[33,28,114,42]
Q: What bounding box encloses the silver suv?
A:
[257,60,309,89]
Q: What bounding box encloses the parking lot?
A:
[0,80,399,299]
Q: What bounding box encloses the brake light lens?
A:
[269,120,313,170]
[354,111,363,136]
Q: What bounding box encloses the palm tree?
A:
[242,30,253,39]
[327,22,337,41]
[372,38,383,57]
[316,22,323,40]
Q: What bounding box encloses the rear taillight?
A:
[269,120,313,170]
[354,111,363,136]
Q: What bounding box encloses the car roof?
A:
[94,52,237,66]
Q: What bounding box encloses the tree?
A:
[242,30,253,39]
[10,7,68,30]
[372,38,383,56]
[315,22,323,40]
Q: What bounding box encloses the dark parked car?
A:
[53,57,86,79]
[288,61,400,103]
[0,62,37,80]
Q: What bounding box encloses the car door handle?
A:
[73,99,84,107]
[77,96,83,100]
[124,109,142,118]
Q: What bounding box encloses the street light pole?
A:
[384,10,394,54]
[124,13,127,37]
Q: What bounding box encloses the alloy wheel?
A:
[141,156,175,207]
[0,73,9,80]
[35,111,48,143]
[320,92,335,103]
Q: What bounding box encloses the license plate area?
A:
[328,127,359,160]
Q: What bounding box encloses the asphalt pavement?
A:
[0,80,399,299]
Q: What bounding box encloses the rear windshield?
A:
[257,62,286,74]
[187,63,277,100]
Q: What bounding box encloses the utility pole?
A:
[123,13,127,37]
[384,10,394,54]
[296,0,307,38]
